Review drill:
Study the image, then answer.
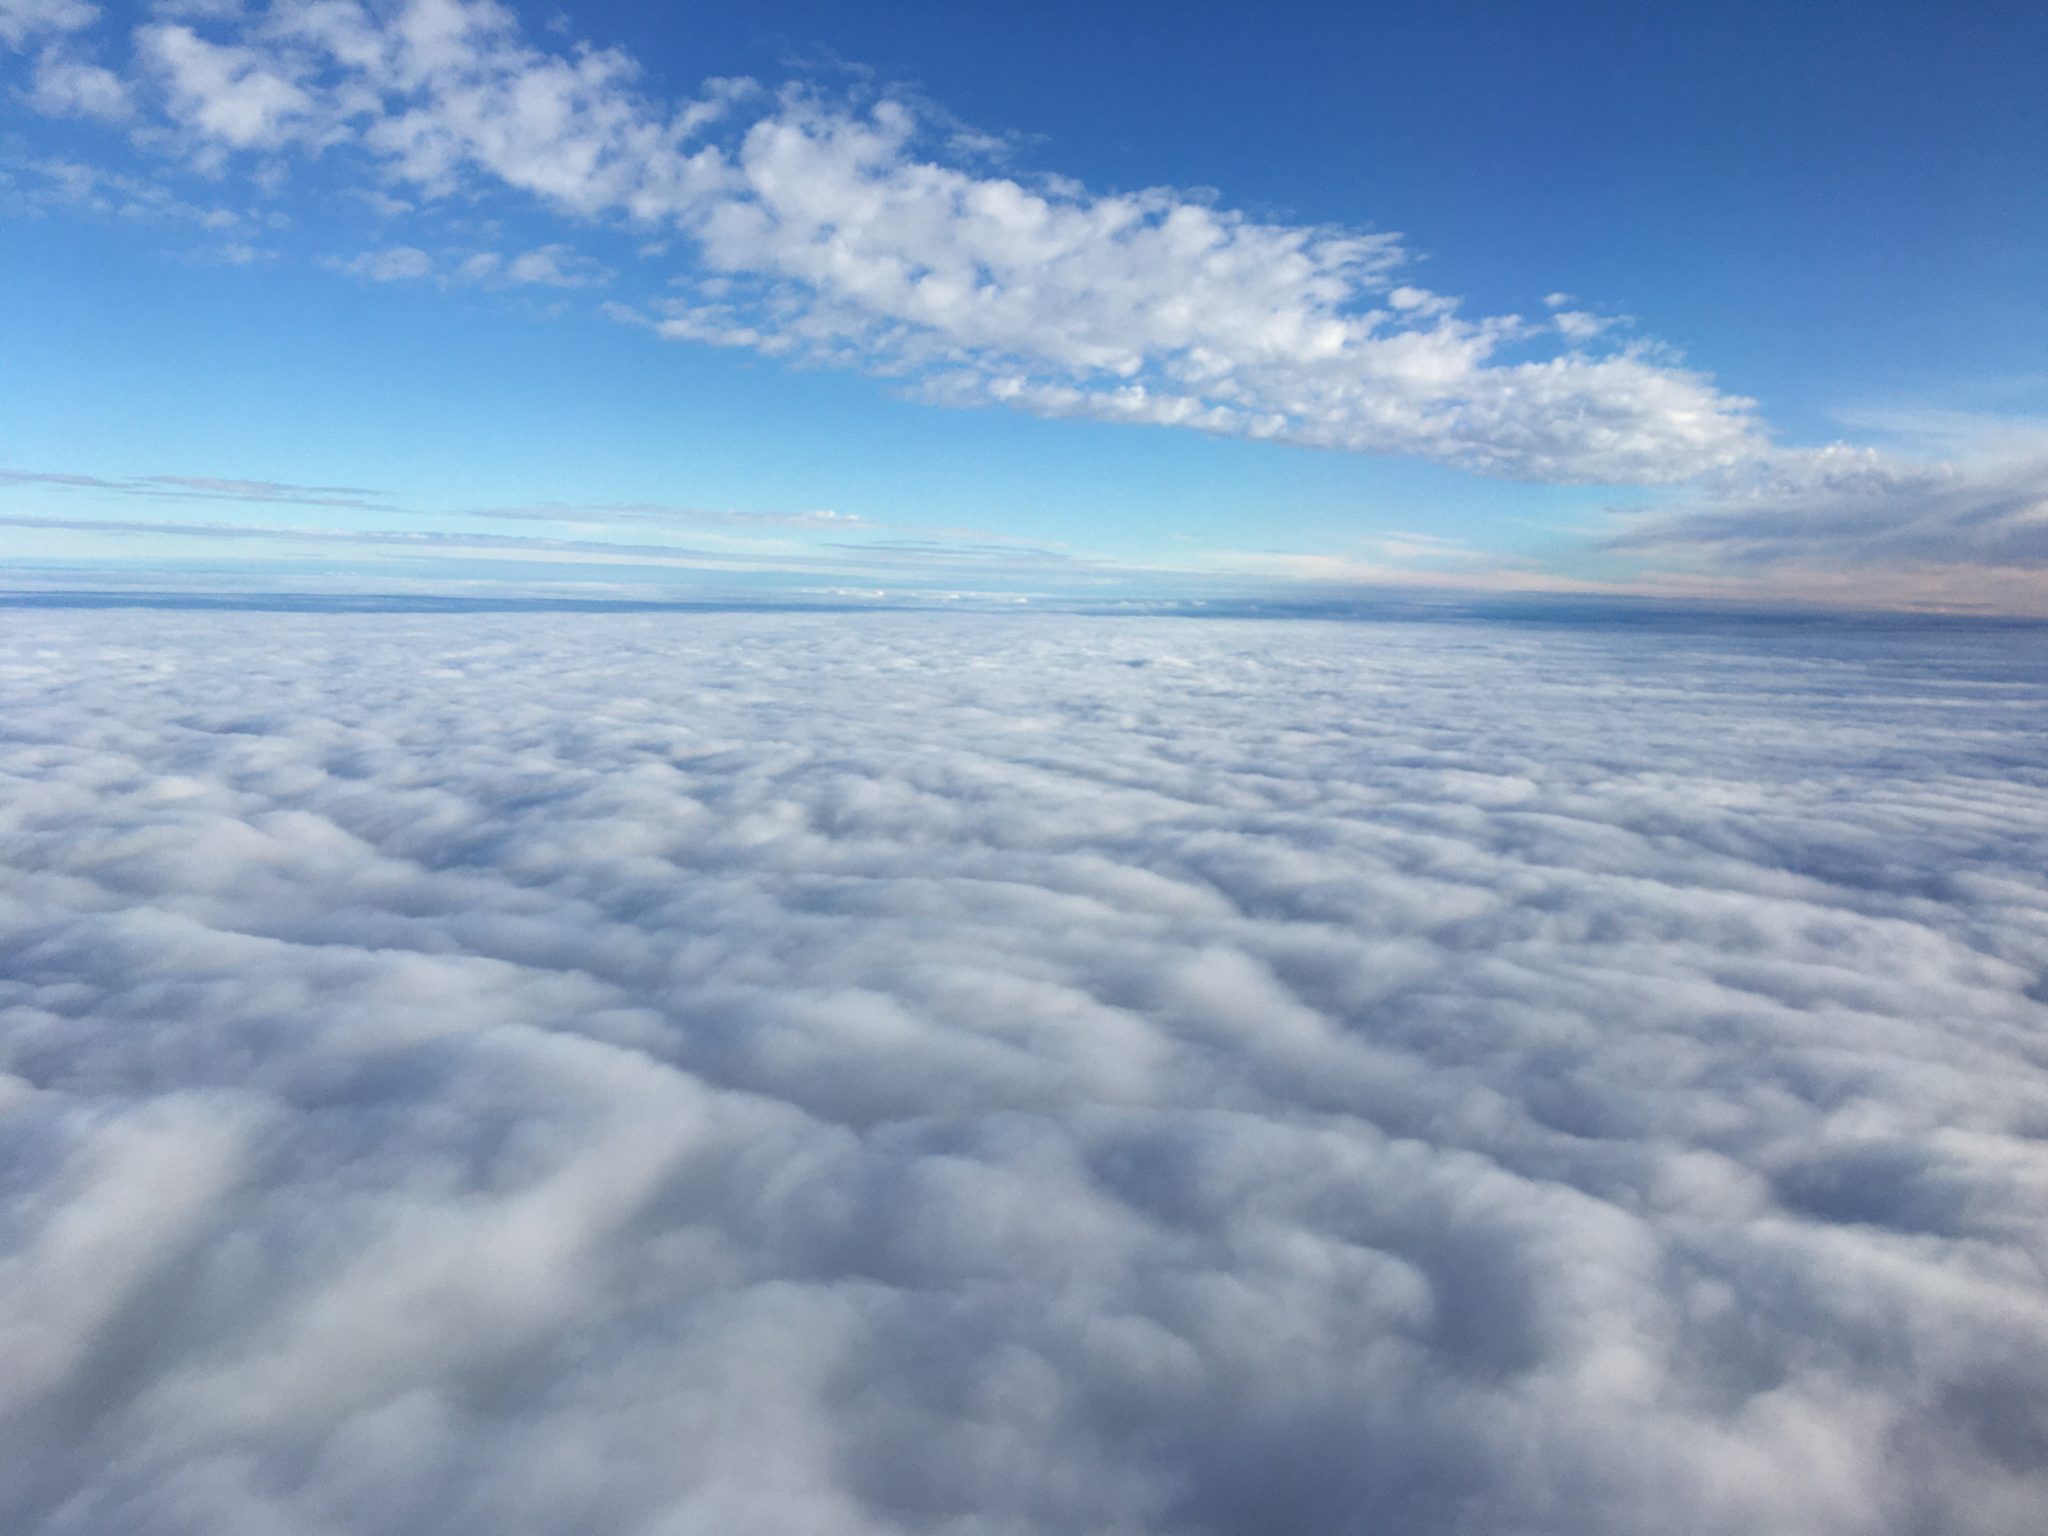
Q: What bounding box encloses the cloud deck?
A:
[3,608,2046,1534]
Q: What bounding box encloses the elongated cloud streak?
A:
[14,0,1765,482]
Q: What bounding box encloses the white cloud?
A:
[0,468,395,509]
[2,155,245,230]
[1,607,2045,1534]
[325,241,609,289]
[461,242,612,288]
[0,0,94,50]
[329,243,433,281]
[502,242,601,285]
[1550,308,1615,342]
[30,0,1765,484]
[140,20,316,152]
[26,45,128,118]
[353,186,414,217]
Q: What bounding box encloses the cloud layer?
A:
[1631,454,2044,569]
[1614,445,2048,606]
[4,607,2047,1534]
[9,0,1765,483]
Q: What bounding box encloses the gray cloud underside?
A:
[3,611,2047,1535]
[1617,454,2048,570]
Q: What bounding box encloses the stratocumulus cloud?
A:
[1600,446,2048,614]
[3,607,2047,1535]
[8,0,1763,483]
[1617,447,2048,573]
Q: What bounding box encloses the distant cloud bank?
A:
[3,609,2045,1534]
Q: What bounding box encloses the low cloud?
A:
[1609,442,2048,611]
[1,607,2044,1534]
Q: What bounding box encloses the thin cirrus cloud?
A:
[0,470,865,530]
[0,467,400,511]
[14,0,1769,485]
[0,509,1092,589]
[2,606,2045,1533]
[463,501,875,530]
[326,241,616,287]
[0,473,1065,574]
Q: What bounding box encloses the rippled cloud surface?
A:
[3,607,2046,1535]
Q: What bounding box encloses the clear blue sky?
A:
[3,0,2044,608]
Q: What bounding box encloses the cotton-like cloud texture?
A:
[3,607,2047,1535]
[15,0,1764,483]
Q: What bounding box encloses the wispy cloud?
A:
[0,468,398,511]
[1602,425,2048,612]
[0,0,97,51]
[0,510,1104,586]
[26,44,129,118]
[1615,451,2048,571]
[0,154,251,231]
[462,501,875,531]
[326,244,433,282]
[326,241,614,288]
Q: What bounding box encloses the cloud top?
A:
[2,607,2046,1533]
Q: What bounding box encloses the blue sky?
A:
[3,0,2045,609]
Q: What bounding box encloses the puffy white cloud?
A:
[28,0,1765,484]
[2,606,2045,1534]
[0,0,94,50]
[1550,308,1615,342]
[140,21,317,151]
[26,46,129,118]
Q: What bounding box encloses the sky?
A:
[3,0,2046,609]
[6,10,2048,1523]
